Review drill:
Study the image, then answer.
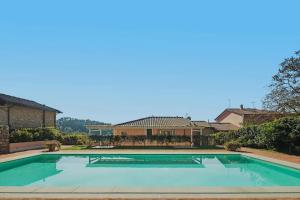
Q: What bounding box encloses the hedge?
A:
[214,116,300,154]
[9,128,63,143]
[9,128,89,146]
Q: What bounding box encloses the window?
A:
[157,129,175,136]
[146,129,152,138]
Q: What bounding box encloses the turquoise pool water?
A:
[0,154,300,187]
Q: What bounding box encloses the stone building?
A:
[0,93,62,153]
[0,93,62,129]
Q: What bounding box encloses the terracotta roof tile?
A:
[115,116,191,128]
[209,122,239,131]
[226,108,280,115]
[191,121,210,127]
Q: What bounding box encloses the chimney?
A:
[240,104,244,110]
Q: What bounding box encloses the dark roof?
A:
[215,108,281,121]
[115,116,191,128]
[209,122,239,131]
[0,93,62,113]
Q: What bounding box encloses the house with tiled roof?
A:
[113,116,210,137]
[86,116,242,147]
[86,115,242,137]
[215,105,284,127]
[0,93,62,129]
[87,116,218,146]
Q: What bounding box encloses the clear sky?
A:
[0,0,299,123]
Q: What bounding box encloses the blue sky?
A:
[0,0,299,123]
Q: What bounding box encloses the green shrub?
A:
[270,116,300,153]
[214,131,239,145]
[257,121,277,149]
[62,134,88,145]
[224,141,241,151]
[9,128,63,143]
[216,116,300,154]
[9,129,33,143]
[44,128,63,141]
[237,125,260,147]
[240,116,300,153]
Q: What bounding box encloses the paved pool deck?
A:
[1,148,300,199]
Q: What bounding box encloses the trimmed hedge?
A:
[214,116,300,154]
[9,128,89,146]
[9,128,63,143]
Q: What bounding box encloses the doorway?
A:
[146,129,152,138]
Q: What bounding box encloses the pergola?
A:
[86,125,114,135]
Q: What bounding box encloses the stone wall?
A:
[45,111,56,127]
[2,105,57,128]
[10,105,43,128]
[0,126,9,154]
[0,107,8,125]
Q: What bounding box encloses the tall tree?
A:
[263,51,300,114]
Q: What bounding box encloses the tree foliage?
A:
[57,117,107,133]
[263,51,300,113]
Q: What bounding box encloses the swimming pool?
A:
[0,154,300,187]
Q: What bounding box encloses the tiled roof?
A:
[225,108,280,115]
[209,122,239,131]
[215,108,281,121]
[115,116,192,128]
[0,93,62,113]
[191,121,210,127]
[90,116,240,131]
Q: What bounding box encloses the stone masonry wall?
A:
[45,111,56,127]
[0,126,9,154]
[10,105,43,128]
[9,105,56,128]
[0,107,8,125]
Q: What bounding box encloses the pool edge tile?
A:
[242,153,300,170]
[33,186,78,193]
[0,186,40,193]
[73,186,115,193]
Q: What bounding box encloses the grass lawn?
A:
[61,145,90,150]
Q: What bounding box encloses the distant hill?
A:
[57,117,108,133]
